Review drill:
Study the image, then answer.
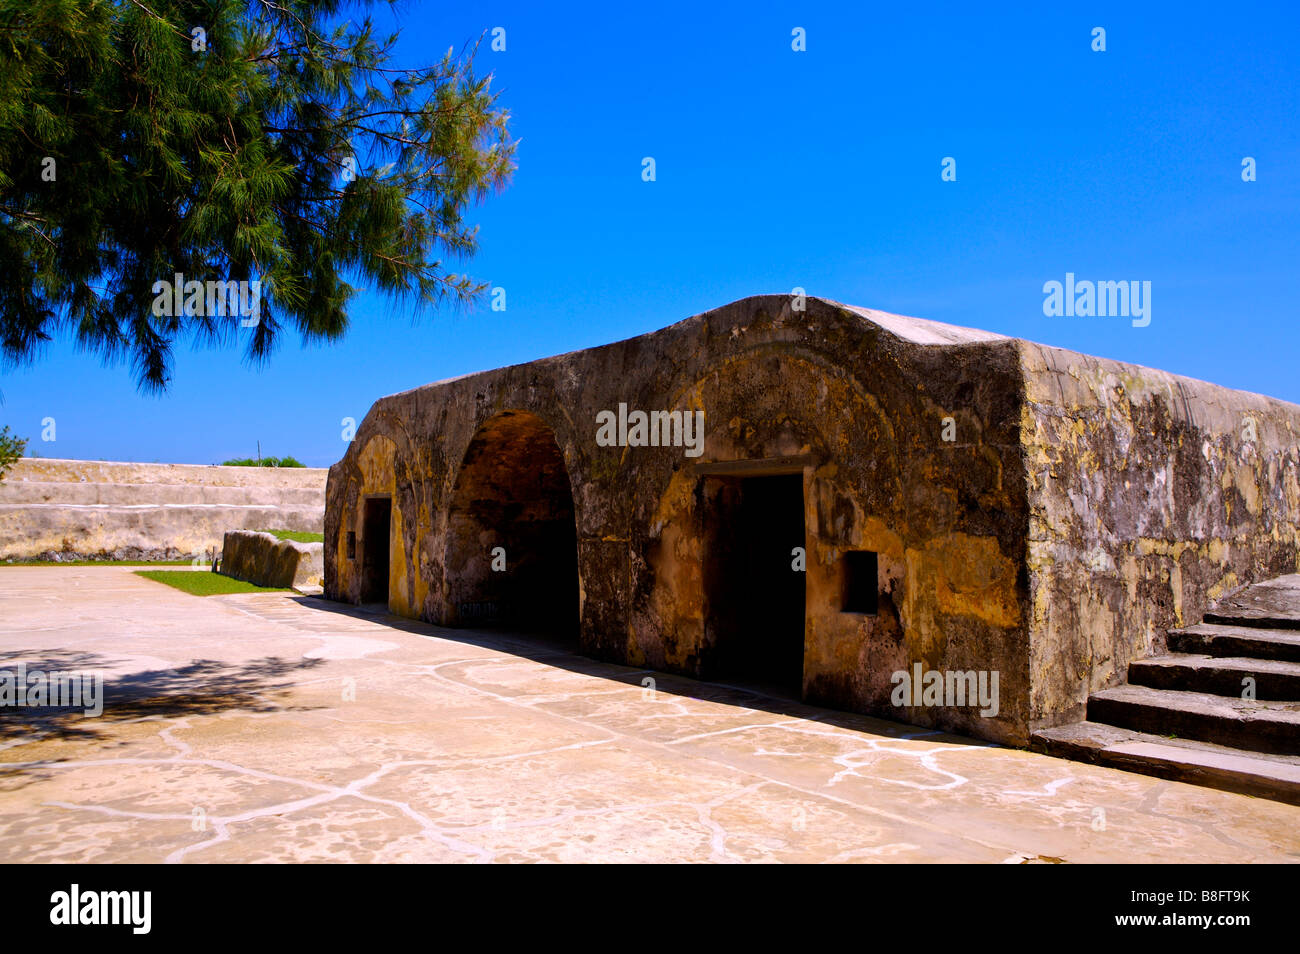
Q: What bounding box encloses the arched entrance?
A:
[443,411,580,640]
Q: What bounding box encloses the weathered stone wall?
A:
[326,295,1300,746]
[1020,344,1300,731]
[0,458,326,561]
[219,530,323,588]
[617,311,1030,743]
[327,296,1034,744]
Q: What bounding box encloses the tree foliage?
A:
[0,0,514,390]
[0,424,27,480]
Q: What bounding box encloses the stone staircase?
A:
[1032,574,1300,805]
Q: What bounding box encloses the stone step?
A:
[1128,653,1300,700]
[1205,611,1300,630]
[1087,685,1300,756]
[1032,721,1300,805]
[1168,623,1300,662]
[1204,573,1300,630]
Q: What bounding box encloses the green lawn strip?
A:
[254,529,324,543]
[134,570,290,596]
[1,559,193,567]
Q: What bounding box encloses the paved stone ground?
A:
[1,567,1297,863]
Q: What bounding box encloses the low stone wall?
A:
[218,530,323,589]
[0,458,326,561]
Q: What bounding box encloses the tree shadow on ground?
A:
[0,648,324,747]
[295,597,999,750]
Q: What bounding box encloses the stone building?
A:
[325,295,1300,746]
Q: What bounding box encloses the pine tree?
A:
[0,425,26,479]
[0,0,515,390]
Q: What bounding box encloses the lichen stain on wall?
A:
[903,533,1020,636]
[633,466,705,671]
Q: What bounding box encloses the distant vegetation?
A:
[221,456,305,468]
[0,425,27,481]
[256,529,324,544]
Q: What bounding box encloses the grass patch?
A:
[2,559,192,567]
[135,570,290,596]
[255,529,324,544]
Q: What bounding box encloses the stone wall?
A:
[325,295,1300,747]
[327,296,1035,744]
[0,458,326,561]
[1020,344,1300,732]
[219,530,323,589]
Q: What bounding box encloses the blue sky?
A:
[3,1,1297,466]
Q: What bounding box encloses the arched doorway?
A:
[443,411,580,640]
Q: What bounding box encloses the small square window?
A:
[841,550,878,614]
[346,531,356,560]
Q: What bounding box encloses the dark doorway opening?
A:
[360,497,391,605]
[702,472,806,694]
[444,411,580,642]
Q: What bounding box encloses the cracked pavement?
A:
[1,566,1297,863]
